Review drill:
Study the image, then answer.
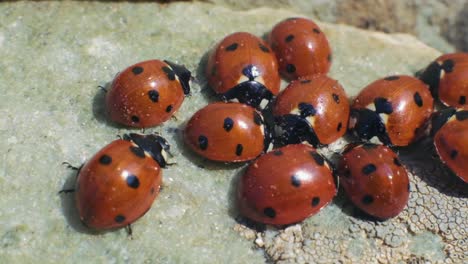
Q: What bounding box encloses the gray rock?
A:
[0,1,466,263]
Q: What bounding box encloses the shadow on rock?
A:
[396,138,468,198]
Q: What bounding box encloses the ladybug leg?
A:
[125,224,133,238]
[62,162,83,172]
[59,162,83,194]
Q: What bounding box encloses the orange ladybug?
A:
[349,75,434,146]
[338,143,410,220]
[106,60,191,128]
[268,17,332,80]
[419,52,468,109]
[75,134,169,230]
[206,32,280,109]
[238,144,336,225]
[184,102,270,162]
[273,75,350,147]
[431,108,468,183]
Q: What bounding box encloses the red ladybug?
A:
[338,143,410,220]
[431,108,468,183]
[237,144,336,225]
[268,17,332,80]
[106,60,191,128]
[349,75,434,146]
[184,102,270,162]
[206,32,280,109]
[419,52,468,109]
[273,75,350,146]
[75,133,169,230]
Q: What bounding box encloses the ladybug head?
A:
[348,108,392,146]
[164,60,192,96]
[429,108,456,137]
[124,133,171,168]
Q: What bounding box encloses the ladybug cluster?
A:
[62,16,467,234]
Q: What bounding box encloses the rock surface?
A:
[0,1,466,263]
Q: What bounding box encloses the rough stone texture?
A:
[209,0,468,53]
[0,1,466,263]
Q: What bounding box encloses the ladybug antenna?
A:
[98,85,108,93]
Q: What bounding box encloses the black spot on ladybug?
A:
[285,34,294,42]
[236,144,243,156]
[374,97,393,114]
[313,28,321,34]
[263,207,276,218]
[384,76,399,81]
[225,43,238,51]
[291,174,301,187]
[286,64,296,73]
[259,43,270,53]
[166,105,173,113]
[223,117,234,132]
[311,197,320,206]
[337,122,342,132]
[99,155,112,165]
[332,93,340,104]
[132,66,143,75]
[327,54,332,62]
[115,215,126,223]
[253,111,263,125]
[393,157,402,166]
[162,66,176,81]
[459,96,466,105]
[131,115,140,123]
[362,164,377,175]
[198,135,208,150]
[362,143,378,150]
[273,150,283,156]
[298,102,316,117]
[450,150,458,159]
[455,110,468,121]
[126,174,140,189]
[442,59,454,73]
[148,90,159,103]
[310,152,325,166]
[300,79,311,84]
[362,195,374,205]
[130,146,145,158]
[413,92,423,107]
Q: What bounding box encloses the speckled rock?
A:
[210,0,468,52]
[0,1,467,263]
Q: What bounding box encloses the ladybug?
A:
[273,75,350,147]
[206,32,280,109]
[430,108,468,183]
[419,52,468,109]
[74,133,169,230]
[184,102,270,162]
[338,143,410,220]
[237,144,336,225]
[106,59,191,128]
[268,17,332,80]
[349,75,434,146]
